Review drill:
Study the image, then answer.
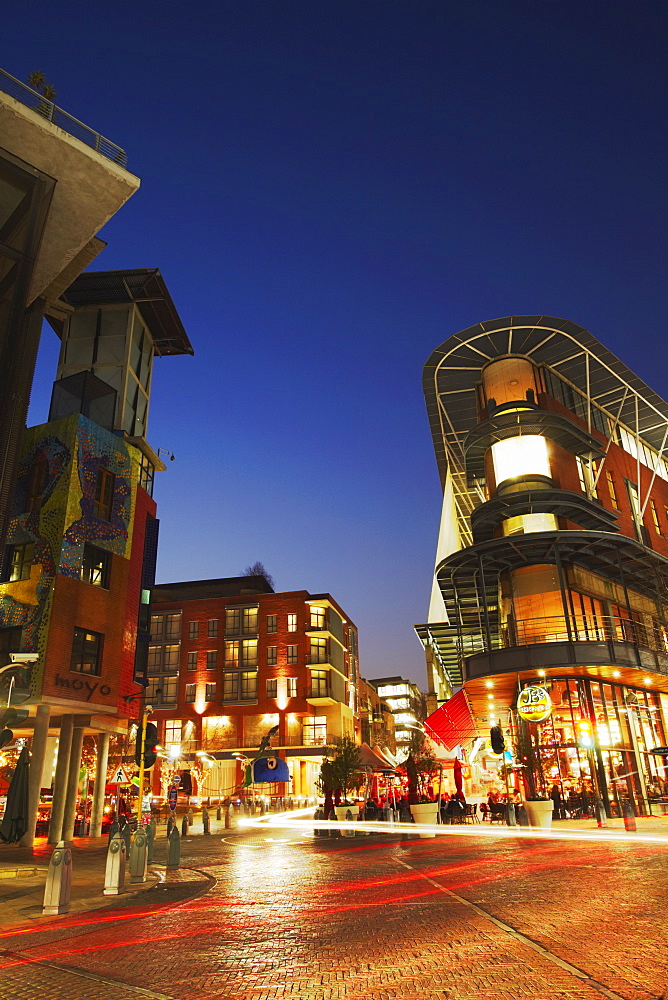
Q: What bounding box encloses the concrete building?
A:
[0,269,192,844]
[416,316,668,815]
[366,676,424,751]
[147,579,360,799]
[357,677,396,756]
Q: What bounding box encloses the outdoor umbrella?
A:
[0,746,30,844]
[453,758,463,795]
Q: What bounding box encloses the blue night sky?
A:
[7,2,668,686]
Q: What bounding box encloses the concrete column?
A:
[61,726,85,842]
[19,704,52,849]
[48,715,73,845]
[89,732,110,837]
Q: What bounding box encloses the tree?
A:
[27,70,56,119]
[240,562,275,589]
[325,737,362,805]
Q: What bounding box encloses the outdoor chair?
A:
[489,803,506,824]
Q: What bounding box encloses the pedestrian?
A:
[550,783,563,820]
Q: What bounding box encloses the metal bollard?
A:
[622,800,636,832]
[129,826,148,884]
[166,814,175,838]
[516,804,529,827]
[202,807,210,835]
[181,815,188,837]
[313,807,322,837]
[187,808,194,827]
[506,803,517,827]
[120,821,131,856]
[107,819,119,846]
[146,820,155,864]
[216,805,222,821]
[167,825,180,868]
[103,832,126,896]
[225,805,232,830]
[259,800,265,815]
[43,841,72,915]
[596,797,608,829]
[330,809,339,837]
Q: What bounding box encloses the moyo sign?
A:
[517,685,552,723]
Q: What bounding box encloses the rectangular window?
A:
[266,677,278,698]
[189,621,198,639]
[303,716,327,745]
[150,614,164,640]
[149,675,177,706]
[208,619,218,637]
[267,614,277,634]
[287,677,297,698]
[80,543,110,588]
[310,669,328,697]
[287,644,298,665]
[164,613,182,638]
[225,640,240,666]
[163,645,180,670]
[70,628,103,676]
[575,456,598,497]
[206,650,217,670]
[225,608,241,634]
[223,672,238,700]
[148,644,161,670]
[240,671,258,699]
[606,470,619,509]
[240,639,258,667]
[25,457,48,512]
[6,542,35,582]
[287,613,297,632]
[309,637,327,663]
[205,682,217,701]
[185,683,196,703]
[93,468,115,521]
[187,651,197,670]
[650,499,662,535]
[164,720,182,746]
[626,480,647,544]
[242,607,258,634]
[267,646,277,666]
[310,606,326,629]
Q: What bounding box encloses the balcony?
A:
[0,68,127,166]
[306,686,336,706]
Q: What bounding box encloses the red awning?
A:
[424,689,479,752]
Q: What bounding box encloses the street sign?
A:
[168,787,178,809]
[111,765,130,784]
[649,746,668,755]
[172,775,181,786]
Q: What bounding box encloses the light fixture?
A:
[643,678,652,686]
[485,681,494,689]
[613,670,621,678]
[538,669,546,677]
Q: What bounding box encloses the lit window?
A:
[80,543,110,588]
[242,608,258,634]
[287,677,297,698]
[266,678,278,698]
[303,716,326,745]
[93,468,115,521]
[651,499,662,535]
[208,619,218,637]
[223,673,238,700]
[225,641,239,666]
[149,675,177,706]
[164,614,182,638]
[205,682,217,701]
[163,645,180,670]
[267,646,277,666]
[6,542,35,582]
[240,671,257,699]
[287,613,297,632]
[187,652,197,670]
[310,606,326,629]
[310,669,328,697]
[606,470,619,508]
[164,720,182,745]
[189,621,198,639]
[502,513,557,536]
[185,683,196,703]
[240,639,258,668]
[267,614,277,633]
[491,435,550,486]
[70,628,103,675]
[206,650,217,669]
[225,609,241,634]
[287,645,298,665]
[309,638,327,663]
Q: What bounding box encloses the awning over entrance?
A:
[424,689,479,751]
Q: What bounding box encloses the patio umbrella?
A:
[453,758,463,795]
[0,746,30,844]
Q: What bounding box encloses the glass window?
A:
[80,543,110,588]
[651,499,662,535]
[310,606,326,629]
[206,650,217,669]
[163,645,180,670]
[205,682,216,701]
[241,639,258,667]
[223,672,239,700]
[309,638,327,663]
[208,619,218,637]
[187,652,197,670]
[164,720,181,746]
[240,671,258,699]
[225,609,241,634]
[287,613,297,632]
[303,716,327,745]
[267,614,277,634]
[185,683,196,703]
[70,628,103,675]
[491,435,550,485]
[310,669,328,696]
[147,644,161,670]
[93,468,115,521]
[242,608,258,634]
[267,646,277,666]
[149,675,177,706]
[606,470,619,509]
[225,641,240,666]
[287,677,297,698]
[266,678,278,698]
[150,615,164,640]
[189,621,198,639]
[6,542,35,582]
[287,645,298,665]
[25,457,48,512]
[164,613,182,638]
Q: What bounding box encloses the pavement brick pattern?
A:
[0,825,666,1000]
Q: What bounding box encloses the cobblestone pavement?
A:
[0,820,666,1000]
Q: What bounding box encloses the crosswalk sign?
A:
[111,765,129,784]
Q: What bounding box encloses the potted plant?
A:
[403,740,440,837]
[329,738,363,835]
[517,718,553,829]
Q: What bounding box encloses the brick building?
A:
[148,578,360,799]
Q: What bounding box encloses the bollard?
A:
[103,832,126,896]
[120,821,131,856]
[259,800,265,815]
[506,803,517,827]
[107,819,119,845]
[516,804,529,827]
[202,807,210,835]
[166,814,175,839]
[596,797,608,829]
[225,805,232,830]
[129,826,148,884]
[146,820,155,864]
[187,808,194,827]
[216,805,222,821]
[313,807,323,837]
[42,841,72,915]
[167,825,180,869]
[622,799,636,832]
[181,815,188,837]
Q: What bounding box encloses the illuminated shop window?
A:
[491,435,550,486]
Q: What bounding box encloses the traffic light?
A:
[577,719,594,748]
[490,725,505,755]
[0,707,28,748]
[135,721,159,768]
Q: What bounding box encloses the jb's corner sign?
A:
[517,686,553,723]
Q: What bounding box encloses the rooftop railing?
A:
[0,68,128,168]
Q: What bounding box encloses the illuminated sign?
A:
[517,686,552,723]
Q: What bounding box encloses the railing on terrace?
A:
[458,614,668,658]
[0,68,128,167]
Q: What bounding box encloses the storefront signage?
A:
[517,686,553,723]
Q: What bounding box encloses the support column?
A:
[61,725,85,842]
[89,732,110,838]
[48,715,73,845]
[20,704,52,849]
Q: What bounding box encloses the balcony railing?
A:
[0,68,128,167]
[307,686,333,699]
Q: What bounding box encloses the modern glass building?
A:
[416,316,668,817]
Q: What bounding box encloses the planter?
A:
[335,804,359,836]
[523,799,553,830]
[409,802,439,838]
